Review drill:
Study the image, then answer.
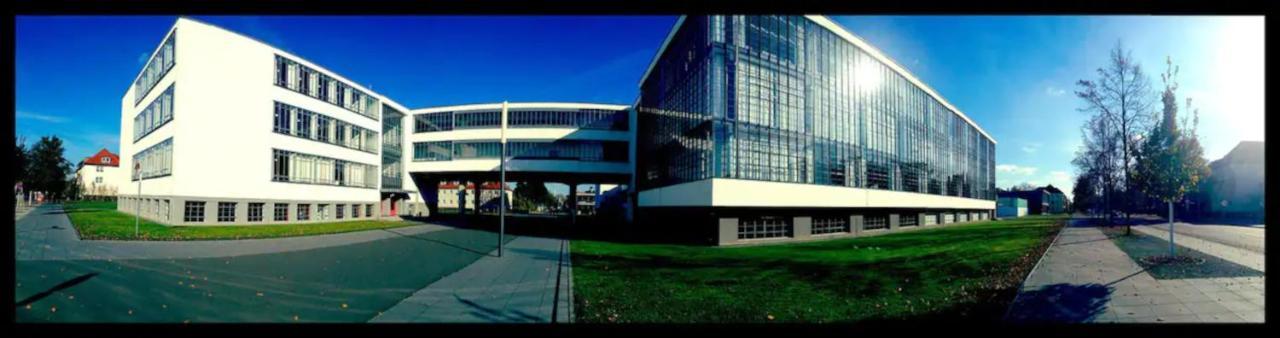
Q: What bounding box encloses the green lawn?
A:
[62,200,419,241]
[571,215,1066,323]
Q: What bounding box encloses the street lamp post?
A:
[134,162,141,238]
[499,101,508,257]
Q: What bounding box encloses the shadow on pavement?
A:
[15,272,99,308]
[1005,283,1112,323]
[453,294,543,323]
[378,228,498,257]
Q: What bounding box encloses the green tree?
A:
[1134,56,1210,256]
[15,136,30,184]
[514,181,556,212]
[28,135,72,202]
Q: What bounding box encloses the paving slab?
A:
[16,203,452,261]
[1007,220,1265,323]
[370,235,572,323]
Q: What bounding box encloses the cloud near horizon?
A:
[16,111,67,124]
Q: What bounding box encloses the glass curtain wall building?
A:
[636,15,997,245]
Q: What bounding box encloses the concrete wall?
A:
[639,178,997,211]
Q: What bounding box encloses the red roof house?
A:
[82,148,120,167]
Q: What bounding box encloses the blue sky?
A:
[16,16,1265,199]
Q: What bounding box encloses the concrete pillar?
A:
[568,183,578,225]
[717,217,738,246]
[850,214,864,236]
[889,213,900,230]
[793,216,812,240]
[472,180,481,216]
[235,201,249,223]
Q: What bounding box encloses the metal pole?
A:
[1168,201,1175,257]
[135,164,141,238]
[499,101,508,257]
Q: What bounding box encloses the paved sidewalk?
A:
[370,236,573,323]
[16,203,450,261]
[15,202,40,221]
[1006,226,1264,323]
[1135,224,1264,272]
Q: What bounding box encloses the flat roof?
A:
[637,15,996,144]
[412,102,631,114]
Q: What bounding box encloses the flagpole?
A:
[499,101,508,257]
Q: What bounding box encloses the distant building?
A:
[1042,185,1068,214]
[75,148,123,199]
[437,181,512,213]
[1000,189,1048,215]
[997,197,1027,218]
[1190,141,1264,222]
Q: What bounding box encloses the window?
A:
[217,202,236,222]
[274,203,289,221]
[96,166,104,172]
[248,203,264,222]
[183,201,205,222]
[336,204,344,219]
[351,204,359,218]
[318,204,329,221]
[274,102,376,153]
[413,141,453,161]
[414,112,453,133]
[272,149,377,188]
[133,138,173,181]
[900,214,919,227]
[864,215,889,230]
[297,204,310,221]
[273,54,380,120]
[812,216,848,235]
[102,157,111,164]
[738,216,792,239]
[95,177,103,184]
[133,31,176,104]
[366,204,372,217]
[133,85,175,142]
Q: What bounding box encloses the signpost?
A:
[499,101,508,257]
[134,162,141,238]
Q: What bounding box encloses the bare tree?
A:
[1073,112,1122,226]
[1074,40,1156,229]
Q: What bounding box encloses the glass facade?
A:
[381,104,404,190]
[412,140,628,163]
[413,108,628,133]
[637,15,995,201]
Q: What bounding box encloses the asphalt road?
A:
[1147,222,1265,254]
[15,227,511,323]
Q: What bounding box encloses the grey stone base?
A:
[118,194,385,226]
[674,207,997,247]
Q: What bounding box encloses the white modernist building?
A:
[117,17,420,225]
[406,102,632,218]
[76,148,124,198]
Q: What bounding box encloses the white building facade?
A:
[117,17,413,225]
[76,149,124,198]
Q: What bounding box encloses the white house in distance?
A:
[76,148,123,198]
[117,17,421,225]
